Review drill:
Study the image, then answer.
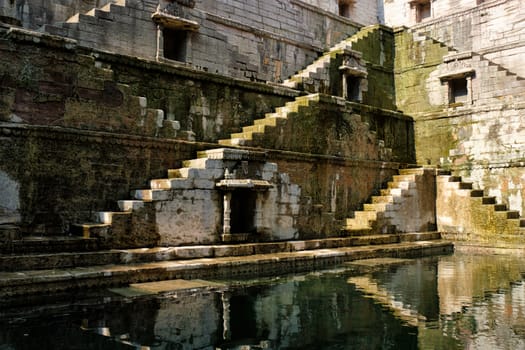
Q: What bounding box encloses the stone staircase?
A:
[343,168,437,235]
[218,93,392,161]
[73,148,233,247]
[437,174,525,240]
[40,0,127,38]
[281,24,380,92]
[409,28,525,102]
[218,94,317,147]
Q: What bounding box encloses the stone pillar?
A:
[466,75,473,105]
[223,192,232,235]
[341,73,348,100]
[155,24,163,61]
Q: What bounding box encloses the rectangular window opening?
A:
[163,28,188,62]
[338,0,353,17]
[416,1,431,22]
[339,4,350,17]
[346,77,361,102]
[449,78,468,104]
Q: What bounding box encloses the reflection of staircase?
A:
[343,168,436,236]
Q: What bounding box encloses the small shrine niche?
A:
[216,159,273,242]
[339,49,367,102]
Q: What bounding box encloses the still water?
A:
[2,252,525,349]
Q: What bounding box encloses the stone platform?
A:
[0,232,452,297]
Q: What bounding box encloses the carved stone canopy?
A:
[216,179,272,190]
[151,11,199,31]
[439,68,475,81]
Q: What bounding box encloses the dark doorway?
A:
[230,190,257,234]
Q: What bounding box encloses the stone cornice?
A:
[0,123,214,151]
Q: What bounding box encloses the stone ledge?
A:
[0,239,453,297]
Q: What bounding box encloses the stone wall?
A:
[10,0,363,83]
[408,0,525,76]
[0,29,413,238]
[384,0,484,28]
[298,0,380,26]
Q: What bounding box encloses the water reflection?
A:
[1,252,525,349]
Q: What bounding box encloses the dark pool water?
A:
[2,252,525,349]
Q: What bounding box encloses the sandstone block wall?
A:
[4,0,363,83]
[393,11,525,216]
[408,0,525,76]
[384,0,480,27]
[0,27,412,238]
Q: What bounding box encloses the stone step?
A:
[445,182,473,190]
[392,174,417,182]
[117,200,145,212]
[344,218,370,230]
[371,195,395,204]
[181,158,223,169]
[150,178,193,190]
[133,189,171,202]
[398,168,427,176]
[363,203,396,212]
[481,197,496,205]
[166,167,224,180]
[380,188,399,196]
[1,232,444,271]
[493,204,508,211]
[0,235,103,254]
[97,211,132,225]
[387,181,416,190]
[253,115,287,126]
[70,223,111,239]
[506,211,521,219]
[0,236,452,297]
[470,189,484,197]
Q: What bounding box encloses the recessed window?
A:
[414,0,431,23]
[338,0,353,18]
[449,78,468,104]
[163,28,188,62]
[346,76,361,102]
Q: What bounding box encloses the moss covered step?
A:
[218,94,322,147]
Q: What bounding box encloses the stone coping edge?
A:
[0,240,453,297]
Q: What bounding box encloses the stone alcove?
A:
[216,178,273,242]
